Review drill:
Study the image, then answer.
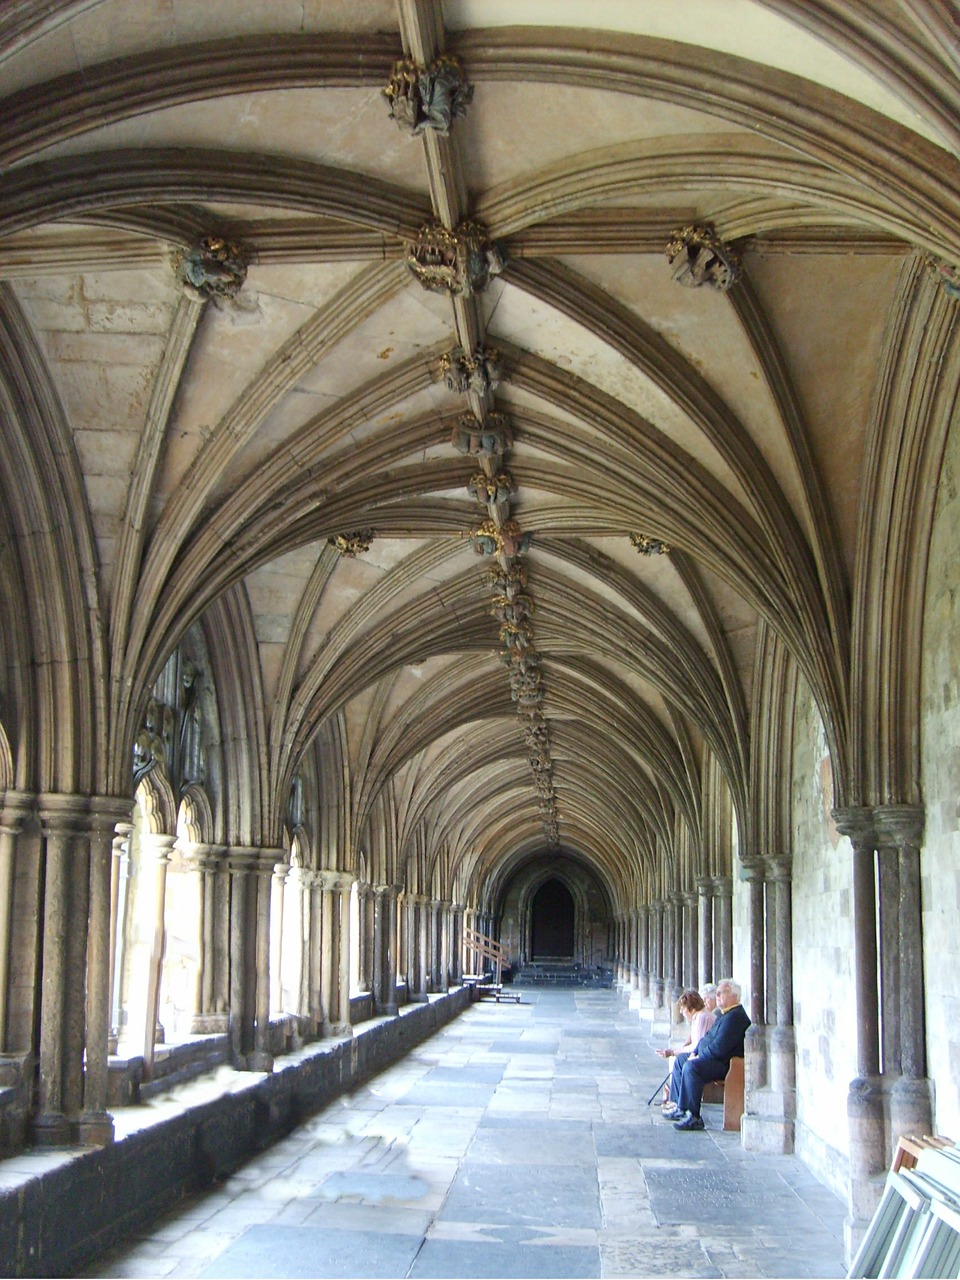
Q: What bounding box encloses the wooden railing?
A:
[464,927,507,986]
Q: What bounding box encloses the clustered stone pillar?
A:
[742,855,796,1156]
[638,905,650,999]
[832,804,932,1257]
[714,875,733,977]
[35,795,128,1147]
[651,900,665,1009]
[373,885,399,1016]
[0,792,32,1053]
[333,875,353,1034]
[696,877,713,984]
[79,799,131,1144]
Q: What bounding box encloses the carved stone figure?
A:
[630,532,672,555]
[383,55,473,137]
[180,235,248,299]
[469,471,514,505]
[931,257,960,300]
[406,220,504,296]
[440,347,501,396]
[452,412,512,458]
[328,531,374,557]
[666,224,740,291]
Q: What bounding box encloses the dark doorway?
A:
[531,879,575,959]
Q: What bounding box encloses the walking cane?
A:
[647,1071,670,1106]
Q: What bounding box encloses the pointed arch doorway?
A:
[530,878,575,960]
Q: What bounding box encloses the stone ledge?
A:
[0,986,474,1278]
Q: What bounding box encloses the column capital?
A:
[713,875,733,898]
[375,882,401,901]
[696,875,713,895]
[0,789,34,834]
[87,795,133,830]
[832,805,876,847]
[178,840,226,871]
[768,855,793,881]
[740,858,766,881]
[140,831,178,862]
[682,890,697,906]
[875,803,924,849]
[38,792,89,836]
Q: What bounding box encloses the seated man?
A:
[662,978,750,1131]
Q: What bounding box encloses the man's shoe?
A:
[661,1105,682,1120]
[674,1113,705,1131]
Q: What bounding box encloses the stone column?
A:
[139,830,177,1077]
[639,905,650,999]
[417,896,431,997]
[108,824,132,1052]
[651,901,665,1008]
[319,870,339,1036]
[833,807,884,1258]
[669,893,684,1006]
[714,876,733,977]
[628,910,639,990]
[0,793,32,1052]
[451,905,464,983]
[226,847,258,1066]
[374,885,399,1016]
[743,861,766,1026]
[330,875,353,1035]
[78,797,130,1145]
[877,805,932,1145]
[35,796,88,1144]
[178,842,227,1034]
[357,882,374,995]
[696,877,713,985]
[247,850,281,1072]
[743,855,797,1155]
[682,892,698,991]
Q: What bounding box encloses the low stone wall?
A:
[0,986,474,1278]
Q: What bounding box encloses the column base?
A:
[246,1050,274,1073]
[191,1013,229,1035]
[33,1111,71,1146]
[890,1074,933,1146]
[382,1003,399,1017]
[327,1022,353,1038]
[75,1110,115,1146]
[741,1112,795,1154]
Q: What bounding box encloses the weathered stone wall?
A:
[0,987,473,1279]
[920,406,960,1141]
[791,680,857,1199]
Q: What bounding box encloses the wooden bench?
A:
[477,983,521,1004]
[701,1055,745,1131]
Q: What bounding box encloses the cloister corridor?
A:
[81,991,845,1280]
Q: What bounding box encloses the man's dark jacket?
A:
[694,1003,751,1066]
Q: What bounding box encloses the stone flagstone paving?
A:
[84,990,845,1278]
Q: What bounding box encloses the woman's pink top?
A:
[690,1008,717,1048]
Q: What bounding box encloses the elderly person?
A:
[656,988,715,1059]
[662,978,751,1131]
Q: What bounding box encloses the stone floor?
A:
[83,990,846,1279]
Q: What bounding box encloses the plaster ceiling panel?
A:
[562,250,816,522]
[444,0,945,149]
[455,83,747,197]
[485,279,749,507]
[216,380,451,509]
[684,559,760,706]
[2,0,398,95]
[12,264,179,598]
[745,251,903,580]
[21,90,428,198]
[151,264,340,514]
[290,283,450,402]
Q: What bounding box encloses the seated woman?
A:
[655,989,716,1104]
[657,989,715,1059]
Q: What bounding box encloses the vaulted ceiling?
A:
[2,0,958,910]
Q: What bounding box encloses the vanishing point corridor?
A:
[86,992,846,1279]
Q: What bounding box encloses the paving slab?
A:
[84,988,847,1280]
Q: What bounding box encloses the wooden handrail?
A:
[464,927,506,985]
